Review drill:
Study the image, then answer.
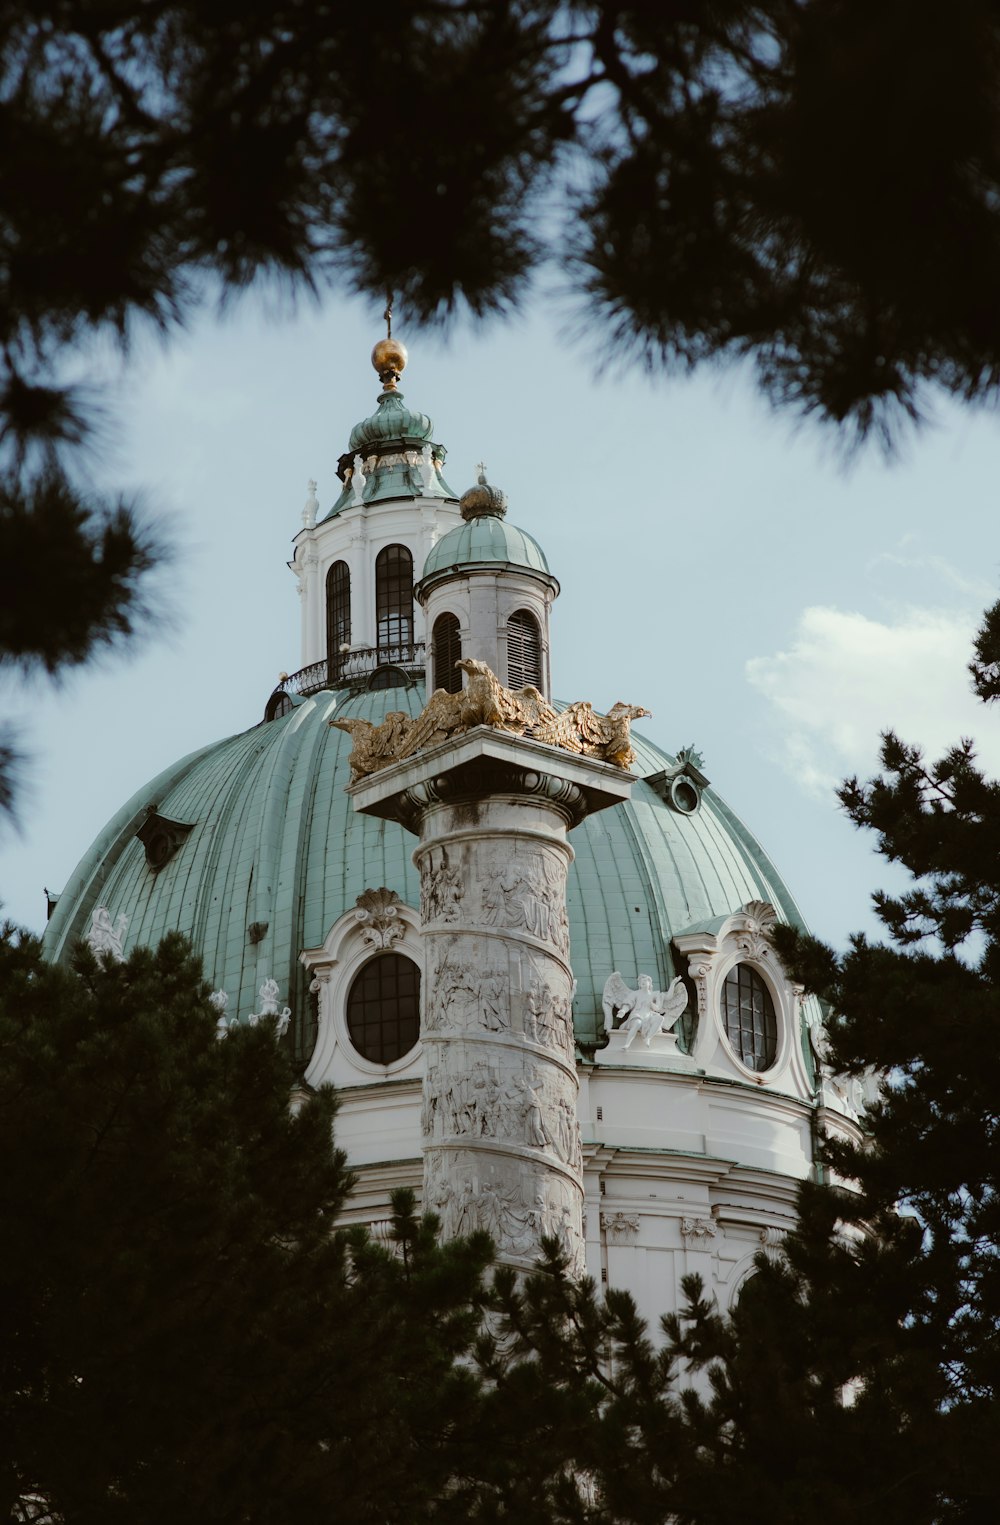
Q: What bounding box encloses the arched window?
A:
[376,544,414,654]
[721,964,777,1072]
[506,608,542,691]
[346,953,420,1065]
[432,612,462,693]
[326,561,351,682]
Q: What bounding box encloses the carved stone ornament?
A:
[84,906,127,963]
[354,886,405,949]
[349,453,366,506]
[759,1225,786,1259]
[419,851,464,924]
[302,478,319,528]
[681,1216,719,1241]
[418,442,439,496]
[736,900,779,961]
[331,659,649,778]
[481,853,569,955]
[601,1211,641,1244]
[209,989,234,1039]
[248,976,292,1037]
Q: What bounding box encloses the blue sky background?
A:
[2,293,997,947]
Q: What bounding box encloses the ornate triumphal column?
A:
[344,697,637,1269]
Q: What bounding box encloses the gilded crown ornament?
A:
[460,463,508,520]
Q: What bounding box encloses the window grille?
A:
[346,954,420,1065]
[506,608,542,691]
[721,964,777,1071]
[432,613,463,693]
[326,561,351,681]
[376,544,414,649]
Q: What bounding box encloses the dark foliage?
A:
[476,599,1000,1524]
[0,472,162,675]
[5,1,1000,815]
[6,2,1000,440]
[0,926,555,1524]
[760,597,1000,1520]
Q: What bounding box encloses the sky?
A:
[2,292,998,948]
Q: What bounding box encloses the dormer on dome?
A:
[415,468,559,701]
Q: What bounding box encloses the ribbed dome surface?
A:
[45,685,807,1058]
[348,391,433,452]
[422,515,550,581]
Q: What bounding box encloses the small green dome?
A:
[324,387,458,517]
[348,390,433,453]
[421,515,551,581]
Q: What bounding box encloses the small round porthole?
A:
[346,953,420,1065]
[669,775,701,815]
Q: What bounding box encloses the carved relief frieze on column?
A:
[347,726,635,1270]
[414,788,584,1270]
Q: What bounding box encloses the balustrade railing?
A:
[278,642,426,697]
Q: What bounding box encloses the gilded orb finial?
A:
[371,332,408,393]
[371,293,406,390]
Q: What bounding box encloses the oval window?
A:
[346,953,420,1064]
[721,964,777,1072]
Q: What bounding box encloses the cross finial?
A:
[476,460,487,483]
[384,292,393,339]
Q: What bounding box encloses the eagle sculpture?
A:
[331,660,649,778]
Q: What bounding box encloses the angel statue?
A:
[602,972,688,1049]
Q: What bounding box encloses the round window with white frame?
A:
[720,963,777,1073]
[345,952,421,1065]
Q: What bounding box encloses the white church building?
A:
[44,336,862,1328]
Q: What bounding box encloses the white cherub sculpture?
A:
[209,989,233,1038]
[602,971,688,1049]
[85,906,128,963]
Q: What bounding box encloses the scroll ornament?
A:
[354,886,404,949]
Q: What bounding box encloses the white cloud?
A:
[747,605,1000,797]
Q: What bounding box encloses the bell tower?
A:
[415,470,559,700]
[288,338,462,688]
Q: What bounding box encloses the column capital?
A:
[348,726,634,832]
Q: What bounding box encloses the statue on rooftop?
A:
[331,660,649,779]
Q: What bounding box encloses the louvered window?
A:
[506,608,542,690]
[432,613,462,693]
[376,544,414,650]
[326,561,351,682]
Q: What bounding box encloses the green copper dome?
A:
[348,390,434,453]
[44,684,808,1059]
[324,389,458,517]
[421,515,551,583]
